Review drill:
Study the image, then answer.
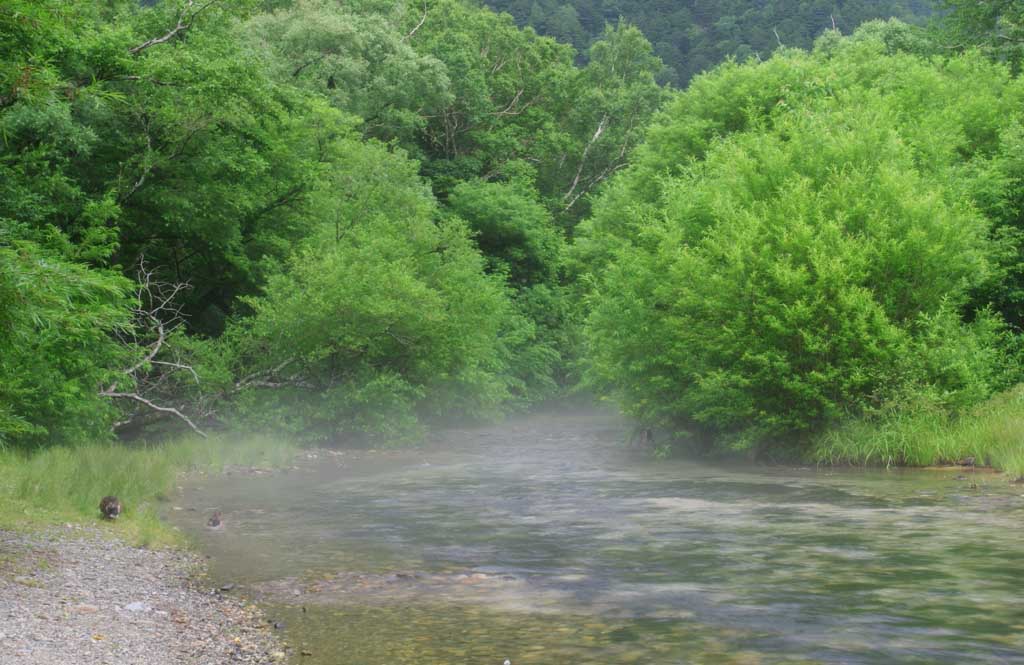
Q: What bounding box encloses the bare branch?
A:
[563,114,609,205]
[128,0,220,55]
[111,75,181,87]
[150,360,200,384]
[491,89,536,117]
[403,2,428,42]
[565,118,635,211]
[101,258,207,437]
[119,130,154,205]
[100,389,206,437]
[234,358,298,392]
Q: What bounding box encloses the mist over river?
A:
[170,412,1024,664]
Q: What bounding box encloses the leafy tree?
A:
[483,0,933,85]
[0,244,131,448]
[245,0,452,144]
[447,180,562,286]
[0,0,353,332]
[404,0,577,198]
[155,134,518,442]
[447,180,568,398]
[940,0,1024,69]
[552,22,670,219]
[580,26,1022,456]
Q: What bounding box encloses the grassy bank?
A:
[0,435,297,547]
[813,385,1024,476]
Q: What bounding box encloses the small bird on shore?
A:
[207,511,223,529]
[99,496,122,519]
[959,456,976,467]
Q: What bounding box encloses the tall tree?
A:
[940,0,1024,69]
[580,24,1023,455]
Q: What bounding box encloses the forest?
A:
[2,0,1024,475]
[481,0,934,84]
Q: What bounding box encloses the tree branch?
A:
[563,114,609,205]
[128,0,220,55]
[101,258,207,437]
[403,2,428,42]
[99,390,206,437]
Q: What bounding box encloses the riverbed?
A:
[170,411,1024,664]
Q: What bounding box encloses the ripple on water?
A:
[171,412,1024,665]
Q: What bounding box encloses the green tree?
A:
[405,0,577,197]
[0,244,131,448]
[482,0,933,85]
[245,0,452,144]
[580,27,1022,456]
[447,180,562,286]
[553,22,669,220]
[940,0,1024,69]
[216,139,523,442]
[447,180,568,398]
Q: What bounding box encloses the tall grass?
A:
[813,385,1024,476]
[0,434,297,546]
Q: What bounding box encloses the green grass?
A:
[813,384,1024,477]
[0,434,297,547]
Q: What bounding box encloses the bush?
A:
[222,212,519,443]
[814,384,1024,473]
[0,244,131,448]
[581,32,1023,456]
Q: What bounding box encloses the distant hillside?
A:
[480,0,934,85]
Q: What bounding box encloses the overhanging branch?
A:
[128,0,220,55]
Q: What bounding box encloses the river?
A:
[171,411,1024,664]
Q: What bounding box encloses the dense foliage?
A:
[481,0,933,85]
[580,22,1024,456]
[0,244,130,448]
[0,0,667,447]
[4,0,1024,470]
[940,0,1024,70]
[220,141,522,442]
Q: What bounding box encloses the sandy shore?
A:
[0,527,284,665]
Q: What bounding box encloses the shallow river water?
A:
[172,412,1024,664]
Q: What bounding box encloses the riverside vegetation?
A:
[2,0,1024,541]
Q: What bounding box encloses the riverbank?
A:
[0,526,284,665]
[812,385,1024,477]
[0,435,300,664]
[0,435,297,546]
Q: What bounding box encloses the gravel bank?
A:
[0,527,284,665]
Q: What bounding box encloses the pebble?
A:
[0,527,283,665]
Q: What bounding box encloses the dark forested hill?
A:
[480,0,934,84]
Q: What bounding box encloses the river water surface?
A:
[172,412,1024,664]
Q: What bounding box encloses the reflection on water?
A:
[170,412,1024,664]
